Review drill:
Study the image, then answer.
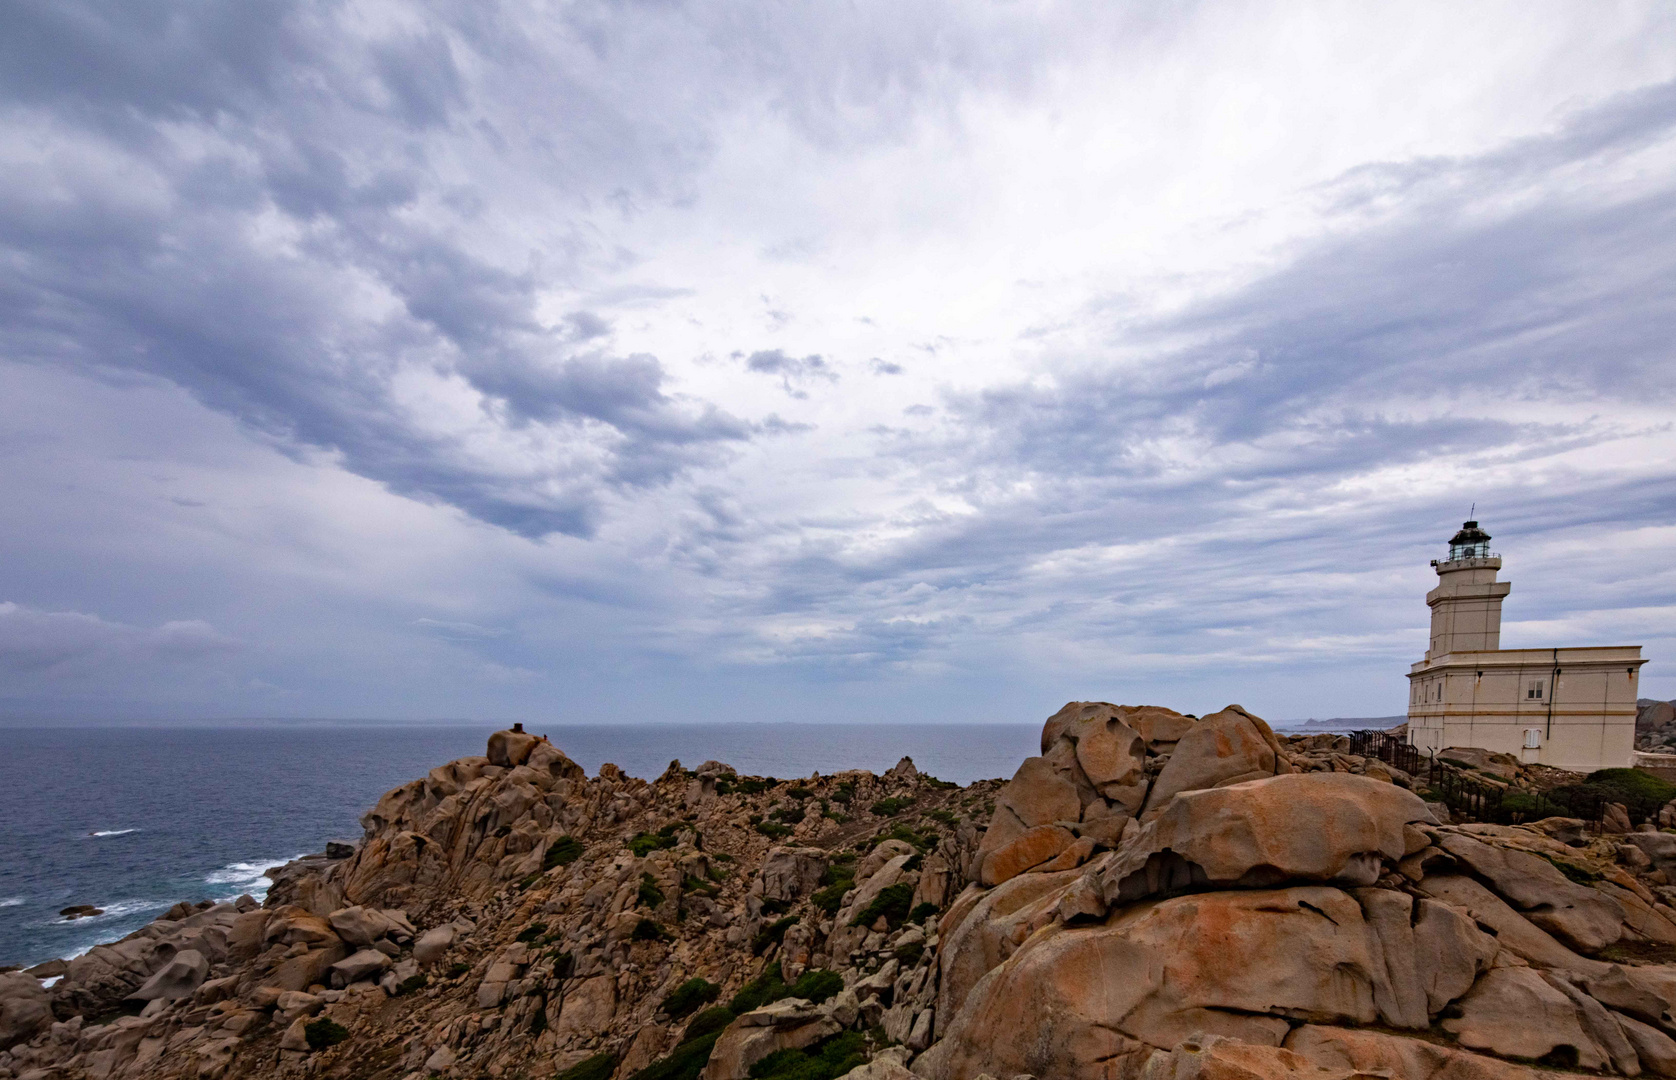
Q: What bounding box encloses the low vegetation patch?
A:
[543,835,584,870]
[639,873,666,909]
[850,883,915,930]
[629,832,678,858]
[790,969,843,1005]
[304,1018,349,1051]
[753,915,799,955]
[748,1031,868,1080]
[683,1006,737,1042]
[875,824,937,852]
[662,978,721,1020]
[629,1032,721,1080]
[811,854,857,914]
[561,1051,621,1080]
[870,796,915,817]
[632,919,672,943]
[729,970,789,1013]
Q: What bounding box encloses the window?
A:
[1527,680,1544,700]
[1524,729,1541,749]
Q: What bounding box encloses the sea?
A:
[0,721,1041,970]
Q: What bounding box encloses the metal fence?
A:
[1347,730,1603,827]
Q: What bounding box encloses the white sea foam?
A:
[40,976,62,988]
[205,855,306,901]
[88,829,137,838]
[0,898,22,908]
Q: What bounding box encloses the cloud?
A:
[742,349,840,398]
[414,618,508,639]
[0,602,239,677]
[2,2,1675,720]
[0,0,767,541]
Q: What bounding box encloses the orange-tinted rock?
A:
[487,727,540,768]
[929,887,1383,1079]
[1441,967,1609,1069]
[1100,773,1434,905]
[1286,1024,1560,1080]
[1141,706,1288,819]
[979,824,1076,886]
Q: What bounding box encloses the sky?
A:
[1,1,1674,726]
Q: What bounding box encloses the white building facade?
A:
[1406,521,1646,773]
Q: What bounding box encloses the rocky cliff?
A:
[9,706,1676,1080]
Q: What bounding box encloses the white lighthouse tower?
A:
[1406,519,1645,772]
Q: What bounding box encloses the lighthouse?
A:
[1406,519,1646,772]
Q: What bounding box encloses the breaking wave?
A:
[87,829,137,838]
[204,856,305,901]
[52,899,170,924]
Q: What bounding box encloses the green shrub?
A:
[771,806,806,825]
[832,781,856,805]
[811,855,857,914]
[876,824,936,851]
[850,883,914,930]
[788,968,843,1005]
[629,1033,721,1080]
[447,962,471,978]
[1584,768,1676,805]
[716,780,736,795]
[662,977,721,1019]
[870,796,915,816]
[924,809,958,825]
[756,821,793,840]
[303,1018,349,1051]
[909,902,940,923]
[560,1051,621,1080]
[786,786,814,800]
[639,873,666,909]
[632,919,672,942]
[811,884,849,915]
[728,970,789,1014]
[748,1031,867,1080]
[517,922,549,943]
[629,832,677,857]
[683,1006,738,1042]
[683,874,720,898]
[395,973,428,995]
[737,778,774,795]
[759,897,791,916]
[893,941,924,966]
[754,915,799,955]
[544,835,584,869]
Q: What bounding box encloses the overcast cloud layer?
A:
[2,0,1674,725]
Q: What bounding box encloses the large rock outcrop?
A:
[12,711,1676,1080]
